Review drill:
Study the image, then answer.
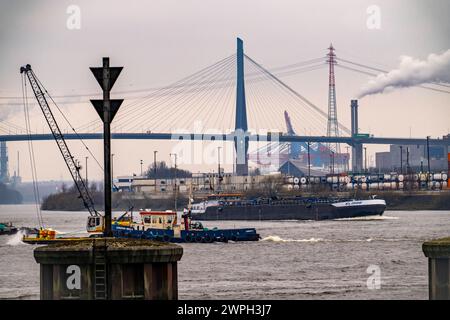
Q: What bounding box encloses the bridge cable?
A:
[247,57,341,135]
[74,54,237,132]
[127,55,237,132]
[195,61,236,131]
[246,61,321,161]
[245,57,335,162]
[76,55,327,132]
[245,56,330,135]
[245,67,289,165]
[245,54,352,135]
[151,58,234,130]
[247,63,282,133]
[149,55,238,131]
[249,59,329,138]
[184,56,237,131]
[110,55,237,132]
[246,60,300,163]
[72,56,327,132]
[109,56,233,131]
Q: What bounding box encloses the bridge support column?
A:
[234,38,249,176]
[0,141,8,183]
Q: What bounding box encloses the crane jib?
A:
[21,65,100,218]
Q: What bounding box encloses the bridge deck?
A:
[0,133,448,146]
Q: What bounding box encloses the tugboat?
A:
[23,209,259,244]
[111,208,260,243]
[190,194,387,221]
[110,182,260,243]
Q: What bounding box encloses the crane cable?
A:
[33,72,104,172]
[32,71,134,210]
[21,73,44,228]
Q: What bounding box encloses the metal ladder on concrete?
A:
[94,240,107,300]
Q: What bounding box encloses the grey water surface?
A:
[1,204,449,299]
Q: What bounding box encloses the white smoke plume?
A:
[358,49,450,98]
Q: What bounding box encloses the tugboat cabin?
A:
[139,210,178,230]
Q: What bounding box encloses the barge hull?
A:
[191,203,386,221]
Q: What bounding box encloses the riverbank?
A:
[41,191,188,211]
[40,189,450,211]
[376,191,450,210]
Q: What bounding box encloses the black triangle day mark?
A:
[89,68,104,90]
[89,67,123,91]
[90,100,104,121]
[90,100,124,122]
[110,99,124,121]
[109,67,123,91]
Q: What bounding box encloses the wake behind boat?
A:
[190,194,387,221]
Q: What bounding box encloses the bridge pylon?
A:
[234,37,249,176]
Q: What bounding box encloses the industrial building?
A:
[375,141,449,173]
[113,172,283,196]
[278,159,329,177]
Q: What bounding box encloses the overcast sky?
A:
[1,0,449,181]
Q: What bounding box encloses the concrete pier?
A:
[34,238,183,300]
[422,237,450,300]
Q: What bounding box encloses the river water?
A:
[1,204,449,300]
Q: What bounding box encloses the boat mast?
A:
[187,182,193,211]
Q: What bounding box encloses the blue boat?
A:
[111,209,260,243]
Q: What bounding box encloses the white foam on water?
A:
[261,235,324,243]
[6,230,26,246]
[261,235,375,243]
[334,215,399,221]
[346,238,373,242]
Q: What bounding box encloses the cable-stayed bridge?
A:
[1,38,449,182]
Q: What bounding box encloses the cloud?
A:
[358,49,450,98]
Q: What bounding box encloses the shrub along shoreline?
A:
[40,188,450,211]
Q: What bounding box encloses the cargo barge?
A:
[190,194,386,221]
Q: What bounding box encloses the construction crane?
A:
[284,110,296,136]
[284,111,302,158]
[20,64,103,233]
